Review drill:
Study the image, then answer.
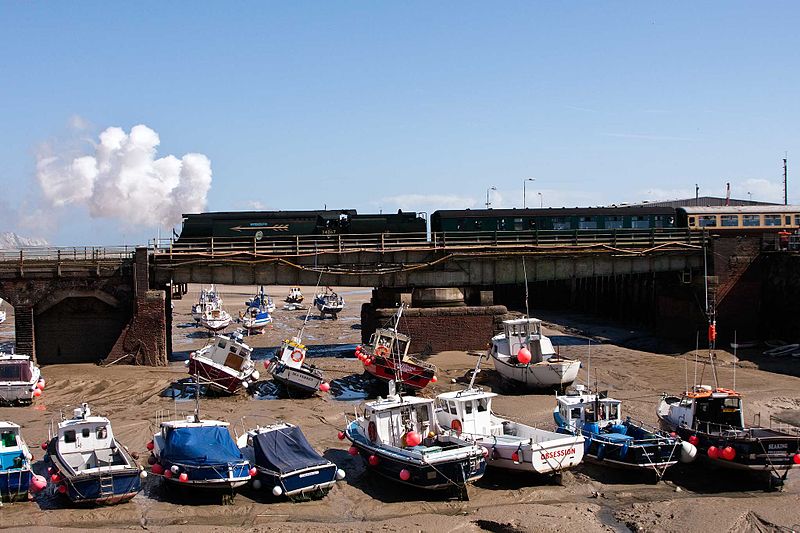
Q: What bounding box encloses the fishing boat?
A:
[237,422,345,499]
[314,288,344,319]
[0,422,35,502]
[555,385,693,477]
[358,305,436,391]
[240,287,273,334]
[187,330,260,395]
[435,358,584,475]
[657,386,800,480]
[489,318,581,391]
[150,415,251,493]
[45,403,144,505]
[343,382,486,499]
[191,286,216,323]
[0,353,44,406]
[265,337,326,396]
[285,287,304,305]
[245,286,276,314]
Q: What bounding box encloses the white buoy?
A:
[680,441,697,463]
[335,469,346,480]
[184,360,190,366]
[251,370,260,381]
[139,470,148,479]
[171,465,180,474]
[272,485,283,497]
[242,381,249,389]
[252,479,262,490]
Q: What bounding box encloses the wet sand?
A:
[1,285,799,532]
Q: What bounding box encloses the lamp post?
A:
[748,191,752,202]
[486,186,496,209]
[538,192,543,208]
[523,178,535,208]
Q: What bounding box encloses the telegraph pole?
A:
[784,156,788,205]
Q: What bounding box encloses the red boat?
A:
[187,330,259,395]
[356,306,437,391]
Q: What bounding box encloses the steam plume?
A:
[36,124,212,227]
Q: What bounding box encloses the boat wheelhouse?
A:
[0,422,33,502]
[266,337,325,396]
[490,318,581,390]
[46,404,143,505]
[436,387,584,475]
[556,386,691,475]
[0,353,44,406]
[344,388,485,498]
[658,386,800,476]
[188,330,260,395]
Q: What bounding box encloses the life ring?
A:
[451,419,462,435]
[368,421,378,442]
[290,349,304,363]
[375,345,390,357]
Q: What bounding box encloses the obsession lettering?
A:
[540,448,576,460]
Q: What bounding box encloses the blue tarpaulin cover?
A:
[162,426,243,466]
[253,426,329,474]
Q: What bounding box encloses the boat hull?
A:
[59,471,142,505]
[491,355,580,389]
[475,436,583,474]
[268,361,323,395]
[0,467,32,502]
[363,357,433,391]
[188,357,250,395]
[255,463,338,497]
[554,427,680,470]
[159,462,251,490]
[0,382,39,405]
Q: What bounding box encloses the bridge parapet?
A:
[0,246,135,278]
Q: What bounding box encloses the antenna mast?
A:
[784,156,788,206]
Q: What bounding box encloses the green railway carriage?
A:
[430,207,677,233]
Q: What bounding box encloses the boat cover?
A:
[253,426,329,474]
[162,426,243,466]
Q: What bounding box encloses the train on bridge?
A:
[176,204,800,243]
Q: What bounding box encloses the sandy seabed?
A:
[1,285,799,532]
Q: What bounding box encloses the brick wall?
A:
[361,304,509,353]
[105,290,167,366]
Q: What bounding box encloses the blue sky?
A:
[1,2,799,245]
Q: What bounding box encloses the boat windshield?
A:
[0,361,31,382]
[694,397,744,430]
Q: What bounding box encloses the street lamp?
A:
[538,192,543,208]
[747,191,752,202]
[486,186,497,209]
[523,177,535,208]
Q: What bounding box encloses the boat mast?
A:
[703,237,719,389]
[391,304,405,399]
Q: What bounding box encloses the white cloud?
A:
[378,193,478,212]
[730,178,784,203]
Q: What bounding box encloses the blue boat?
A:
[554,386,695,478]
[241,287,274,334]
[0,421,33,502]
[46,404,144,505]
[344,385,486,499]
[238,423,345,499]
[152,416,251,492]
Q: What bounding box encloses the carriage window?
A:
[688,217,696,226]
[742,215,760,226]
[64,430,76,444]
[498,219,506,230]
[606,216,623,229]
[578,216,597,229]
[795,215,800,226]
[552,217,570,230]
[720,215,738,227]
[786,216,792,225]
[699,216,717,227]
[514,218,524,231]
[653,215,670,228]
[764,215,781,226]
[631,216,650,229]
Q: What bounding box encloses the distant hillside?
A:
[0,232,49,249]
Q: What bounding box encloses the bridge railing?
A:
[150,228,699,259]
[0,246,136,265]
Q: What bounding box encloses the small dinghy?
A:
[343,382,486,499]
[358,305,436,391]
[314,288,344,319]
[658,385,800,480]
[45,403,144,505]
[490,318,581,391]
[436,357,584,475]
[0,353,45,406]
[237,422,345,499]
[0,422,35,502]
[151,416,252,493]
[187,330,260,395]
[556,386,692,477]
[285,287,304,305]
[266,337,326,396]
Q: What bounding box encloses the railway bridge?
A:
[0,229,728,365]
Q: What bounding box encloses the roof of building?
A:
[626,196,777,208]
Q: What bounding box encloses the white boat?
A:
[240,287,273,334]
[285,287,304,305]
[191,287,215,323]
[0,421,35,502]
[314,289,344,319]
[187,330,260,395]
[0,298,6,324]
[200,308,232,332]
[436,386,584,475]
[266,337,325,396]
[0,353,44,406]
[489,318,581,390]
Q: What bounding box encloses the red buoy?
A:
[33,389,42,397]
[348,446,359,456]
[164,469,173,479]
[50,473,61,483]
[431,375,438,383]
[517,348,532,364]
[319,382,331,392]
[405,431,422,447]
[41,441,48,450]
[399,469,411,481]
[511,451,520,463]
[179,473,188,483]
[793,453,800,464]
[337,431,345,440]
[721,446,736,461]
[151,463,164,475]
[249,467,258,477]
[146,440,155,451]
[708,322,717,343]
[368,455,379,466]
[57,484,67,494]
[707,446,720,459]
[688,435,699,446]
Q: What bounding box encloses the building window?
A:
[699,216,717,227]
[742,215,760,226]
[578,216,597,229]
[606,216,623,229]
[764,215,781,226]
[631,216,650,229]
[720,215,738,227]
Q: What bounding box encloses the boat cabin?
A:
[0,422,27,470]
[370,329,411,359]
[555,386,623,434]
[278,337,306,368]
[436,389,500,436]
[0,355,34,384]
[669,386,744,431]
[494,318,555,363]
[363,395,437,448]
[56,404,129,472]
[203,331,252,370]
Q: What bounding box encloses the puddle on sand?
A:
[160,377,210,399]
[549,335,592,346]
[250,372,386,402]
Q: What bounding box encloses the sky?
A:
[1,2,799,245]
